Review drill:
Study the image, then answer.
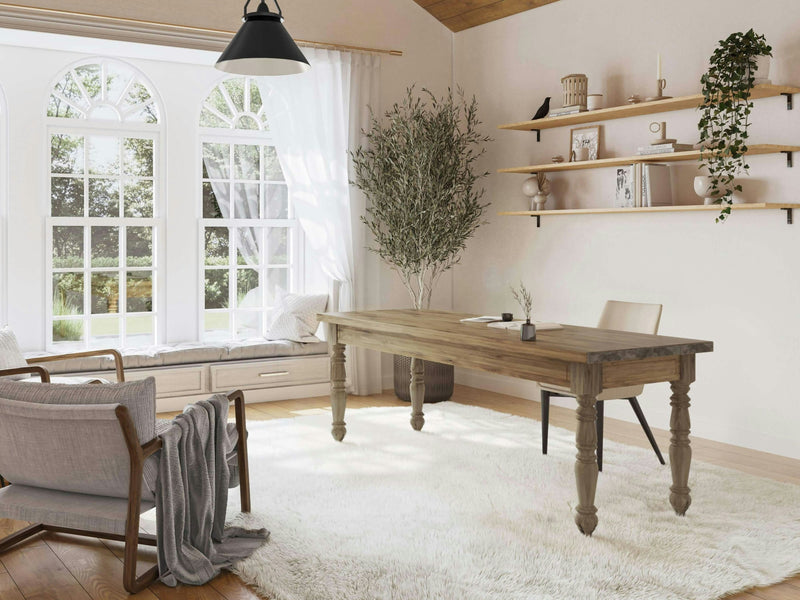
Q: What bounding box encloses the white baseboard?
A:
[156,382,331,413]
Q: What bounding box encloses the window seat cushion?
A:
[25,339,328,375]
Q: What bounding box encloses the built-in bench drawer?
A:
[125,366,207,398]
[209,356,329,392]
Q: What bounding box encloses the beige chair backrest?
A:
[597,300,662,335]
[0,397,132,498]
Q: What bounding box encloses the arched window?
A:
[47,58,162,349]
[199,77,297,341]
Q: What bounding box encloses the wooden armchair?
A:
[0,386,250,593]
[0,348,126,383]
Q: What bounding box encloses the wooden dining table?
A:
[317,309,713,536]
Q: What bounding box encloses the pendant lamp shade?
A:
[216,0,310,76]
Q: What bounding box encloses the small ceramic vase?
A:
[751,55,772,85]
[587,94,604,111]
[571,147,590,162]
[694,175,732,205]
[520,320,536,342]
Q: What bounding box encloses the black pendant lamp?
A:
[216,0,310,76]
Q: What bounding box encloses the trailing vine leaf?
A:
[698,29,771,222]
[351,88,491,309]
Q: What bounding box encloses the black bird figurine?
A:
[531,97,551,120]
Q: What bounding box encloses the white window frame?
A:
[45,60,165,351]
[198,123,303,342]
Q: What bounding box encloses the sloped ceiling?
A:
[413,0,560,32]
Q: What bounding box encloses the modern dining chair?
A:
[539,300,666,471]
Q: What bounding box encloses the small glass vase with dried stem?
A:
[510,282,536,341]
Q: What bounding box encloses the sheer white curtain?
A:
[202,152,261,267]
[260,49,382,395]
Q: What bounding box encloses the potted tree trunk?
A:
[352,88,490,403]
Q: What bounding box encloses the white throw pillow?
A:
[0,326,30,380]
[267,294,329,343]
[238,286,263,334]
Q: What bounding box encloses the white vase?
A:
[586,94,604,111]
[694,175,737,205]
[751,55,771,85]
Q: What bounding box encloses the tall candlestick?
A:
[657,53,663,80]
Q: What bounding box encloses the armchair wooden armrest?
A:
[27,349,125,382]
[0,365,51,382]
[229,389,251,513]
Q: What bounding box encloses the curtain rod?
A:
[0,2,403,56]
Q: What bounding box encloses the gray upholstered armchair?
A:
[0,379,250,593]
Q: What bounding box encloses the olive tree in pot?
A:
[351,88,490,403]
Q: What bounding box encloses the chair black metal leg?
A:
[596,400,604,472]
[628,397,665,465]
[540,390,550,455]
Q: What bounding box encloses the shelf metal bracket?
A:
[531,214,540,227]
[782,93,793,110]
[532,128,541,142]
[782,207,793,224]
[782,151,793,168]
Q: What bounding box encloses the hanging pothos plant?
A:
[698,29,772,222]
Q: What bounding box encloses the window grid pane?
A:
[201,222,294,341]
[49,219,158,348]
[200,76,299,342]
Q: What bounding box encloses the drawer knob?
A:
[259,371,290,378]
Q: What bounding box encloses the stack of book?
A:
[548,105,587,117]
[615,163,673,208]
[637,143,694,155]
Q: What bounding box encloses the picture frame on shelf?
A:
[615,165,637,208]
[569,125,600,161]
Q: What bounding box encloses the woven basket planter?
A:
[393,355,454,403]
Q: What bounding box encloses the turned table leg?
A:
[328,324,347,442]
[669,354,695,515]
[570,364,602,536]
[409,357,425,431]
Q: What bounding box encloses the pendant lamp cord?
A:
[243,0,283,18]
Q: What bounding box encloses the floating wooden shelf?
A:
[499,203,800,226]
[498,144,800,174]
[499,84,800,132]
[500,203,800,216]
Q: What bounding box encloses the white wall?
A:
[0,0,453,355]
[453,0,800,459]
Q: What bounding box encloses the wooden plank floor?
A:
[1,384,798,599]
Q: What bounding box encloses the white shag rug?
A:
[228,403,800,600]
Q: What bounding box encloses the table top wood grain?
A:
[319,309,713,364]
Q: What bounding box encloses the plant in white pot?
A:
[698,29,772,222]
[352,87,490,403]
